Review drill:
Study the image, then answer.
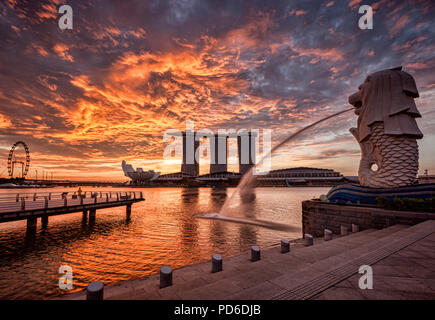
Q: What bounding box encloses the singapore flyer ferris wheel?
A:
[7,141,30,179]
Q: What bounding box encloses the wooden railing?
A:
[0,191,143,214]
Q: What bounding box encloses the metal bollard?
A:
[324,229,333,241]
[251,246,261,262]
[281,240,290,253]
[340,225,349,236]
[86,281,104,300]
[160,266,173,288]
[211,254,223,273]
[352,224,359,233]
[305,234,313,246]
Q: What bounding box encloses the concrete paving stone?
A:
[312,287,366,300]
[282,248,340,264]
[307,255,352,273]
[406,257,435,270]
[110,284,163,300]
[226,281,288,300]
[268,273,307,291]
[330,274,395,294]
[246,257,312,276]
[391,264,435,279]
[375,276,435,294]
[333,275,361,290]
[407,247,435,259]
[223,269,282,291]
[171,275,214,293]
[396,291,435,300]
[358,289,414,300]
[176,267,215,283]
[371,264,406,277]
[375,256,421,267]
[394,248,434,259]
[177,278,244,300]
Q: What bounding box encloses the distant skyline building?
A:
[181,130,200,177]
[180,130,257,177]
[237,130,256,176]
[209,134,228,174]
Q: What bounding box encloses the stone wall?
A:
[302,200,435,237]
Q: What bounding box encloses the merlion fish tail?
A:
[356,122,419,188]
[367,123,419,187]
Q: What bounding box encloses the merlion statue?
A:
[348,66,423,188]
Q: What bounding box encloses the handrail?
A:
[0,190,144,214]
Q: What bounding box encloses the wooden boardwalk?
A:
[0,190,144,232]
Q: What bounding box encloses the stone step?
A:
[270,220,435,300]
[168,224,425,300]
[138,225,414,300]
[63,222,429,300]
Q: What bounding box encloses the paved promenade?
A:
[62,220,435,300]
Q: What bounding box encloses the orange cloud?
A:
[36,3,57,20]
[348,0,362,9]
[27,43,49,56]
[290,42,344,62]
[389,15,410,37]
[0,113,12,128]
[53,43,74,62]
[406,62,431,70]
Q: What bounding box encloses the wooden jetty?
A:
[0,190,144,233]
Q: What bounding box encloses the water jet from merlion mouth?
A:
[195,107,354,231]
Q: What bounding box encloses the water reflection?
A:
[3,218,131,261]
[209,219,227,250]
[238,224,258,250]
[0,186,328,299]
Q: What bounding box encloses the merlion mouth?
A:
[348,91,362,107]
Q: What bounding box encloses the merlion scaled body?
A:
[348,67,423,188]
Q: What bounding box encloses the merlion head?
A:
[348,66,423,142]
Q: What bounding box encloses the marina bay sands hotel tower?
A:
[181,130,257,177]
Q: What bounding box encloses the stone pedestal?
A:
[211,254,223,273]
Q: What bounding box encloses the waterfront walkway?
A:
[62,220,435,300]
[0,191,144,232]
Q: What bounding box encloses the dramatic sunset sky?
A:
[0,0,434,181]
